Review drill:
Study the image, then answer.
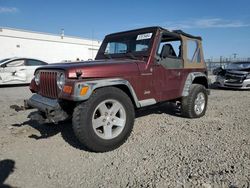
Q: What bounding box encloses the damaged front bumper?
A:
[214,76,250,89]
[26,94,69,124]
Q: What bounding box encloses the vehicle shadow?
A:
[0,159,15,188]
[208,83,219,90]
[136,102,182,118]
[11,117,89,152]
[11,103,180,151]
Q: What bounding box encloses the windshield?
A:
[226,62,250,70]
[104,34,152,55]
[96,30,156,60]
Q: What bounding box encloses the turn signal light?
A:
[80,86,89,96]
[63,85,72,94]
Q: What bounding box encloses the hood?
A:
[214,67,250,76]
[36,59,142,78]
[225,69,249,75]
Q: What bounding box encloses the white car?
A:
[0,58,48,85]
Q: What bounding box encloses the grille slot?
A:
[38,71,58,98]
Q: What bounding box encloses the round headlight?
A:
[35,72,40,85]
[57,73,65,89]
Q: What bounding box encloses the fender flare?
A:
[182,72,209,96]
[72,78,141,107]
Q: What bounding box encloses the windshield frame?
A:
[96,28,157,60]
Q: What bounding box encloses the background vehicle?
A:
[26,27,209,152]
[0,57,48,85]
[213,61,250,89]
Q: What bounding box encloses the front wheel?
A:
[72,87,135,152]
[181,84,208,118]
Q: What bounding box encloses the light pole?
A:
[61,28,64,39]
[232,53,238,60]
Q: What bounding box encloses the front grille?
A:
[225,72,245,84]
[38,71,58,98]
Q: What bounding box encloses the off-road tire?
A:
[72,87,135,152]
[181,84,208,118]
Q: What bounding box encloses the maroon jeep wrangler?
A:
[27,27,209,152]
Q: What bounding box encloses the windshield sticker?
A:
[136,33,152,40]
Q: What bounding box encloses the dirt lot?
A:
[0,86,249,188]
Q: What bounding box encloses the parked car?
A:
[0,57,48,85]
[214,61,250,89]
[26,27,209,152]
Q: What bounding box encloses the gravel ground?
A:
[0,85,249,188]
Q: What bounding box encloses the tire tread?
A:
[181,84,207,118]
[72,87,135,152]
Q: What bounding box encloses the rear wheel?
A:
[72,87,135,152]
[181,84,208,118]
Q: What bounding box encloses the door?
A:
[152,34,184,101]
[0,59,27,84]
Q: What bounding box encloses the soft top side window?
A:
[187,40,201,63]
[158,41,182,58]
[157,33,182,59]
[156,33,183,69]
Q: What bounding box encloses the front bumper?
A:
[26,94,69,123]
[27,94,60,112]
[214,76,250,89]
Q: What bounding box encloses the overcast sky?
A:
[0,0,250,59]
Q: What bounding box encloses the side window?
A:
[105,42,127,54]
[157,36,183,69]
[26,60,46,66]
[187,40,201,63]
[158,41,181,58]
[6,60,25,67]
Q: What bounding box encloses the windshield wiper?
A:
[125,52,138,60]
[103,53,112,59]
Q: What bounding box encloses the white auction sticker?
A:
[136,33,152,40]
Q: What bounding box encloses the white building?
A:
[0,27,101,63]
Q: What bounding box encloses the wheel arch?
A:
[182,72,209,97]
[110,84,138,108]
[193,76,208,89]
